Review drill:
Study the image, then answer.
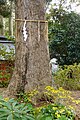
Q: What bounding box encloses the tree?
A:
[0,15,5,35]
[9,0,14,36]
[0,0,10,17]
[4,0,51,99]
[0,0,10,35]
[48,6,80,65]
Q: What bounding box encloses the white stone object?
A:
[50,58,58,73]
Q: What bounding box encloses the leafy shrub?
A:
[0,79,10,88]
[6,35,15,42]
[35,103,75,120]
[17,92,31,103]
[0,43,15,61]
[48,10,80,65]
[0,96,35,120]
[0,43,14,87]
[54,64,80,90]
[0,64,14,87]
[45,86,71,104]
[17,87,80,110]
[17,89,39,105]
[0,70,11,87]
[0,95,76,120]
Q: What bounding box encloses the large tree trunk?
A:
[4,0,51,99]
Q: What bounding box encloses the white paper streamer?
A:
[23,21,28,41]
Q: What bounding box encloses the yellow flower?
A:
[29,93,33,97]
[75,100,80,104]
[57,114,61,118]
[52,107,57,110]
[27,98,31,102]
[69,106,74,110]
[59,109,65,113]
[68,111,71,114]
[33,90,39,95]
[4,97,9,102]
[55,112,61,118]
[52,90,58,93]
[72,100,76,103]
[59,87,63,91]
[45,86,53,91]
[36,106,43,112]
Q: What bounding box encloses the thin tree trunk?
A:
[3,0,51,100]
[0,15,5,35]
[9,0,13,36]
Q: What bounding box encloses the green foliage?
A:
[44,86,80,106]
[16,86,80,116]
[17,90,39,104]
[0,96,35,120]
[54,64,80,90]
[0,79,10,88]
[0,69,14,88]
[0,41,14,87]
[0,70,10,87]
[35,103,75,120]
[17,92,31,103]
[0,23,3,29]
[0,43,15,61]
[0,96,75,120]
[0,0,6,5]
[6,35,15,42]
[46,0,52,5]
[45,86,71,104]
[0,0,10,17]
[48,6,80,65]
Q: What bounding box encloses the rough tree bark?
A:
[3,0,51,99]
[9,0,14,36]
[0,15,5,35]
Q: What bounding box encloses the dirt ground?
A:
[71,91,80,119]
[0,88,80,119]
